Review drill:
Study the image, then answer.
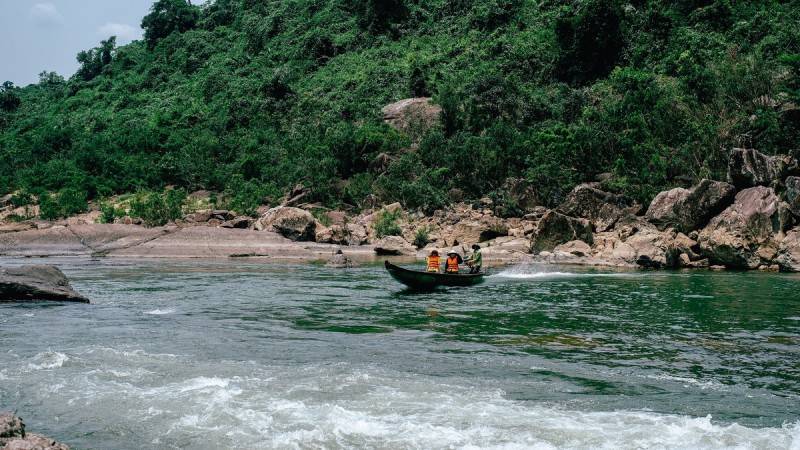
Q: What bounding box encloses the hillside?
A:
[0,0,798,218]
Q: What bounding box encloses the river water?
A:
[0,257,798,449]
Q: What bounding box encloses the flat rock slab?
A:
[0,265,89,303]
[0,226,89,257]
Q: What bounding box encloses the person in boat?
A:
[465,244,483,274]
[445,249,463,274]
[426,250,441,273]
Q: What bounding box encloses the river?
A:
[1,257,798,449]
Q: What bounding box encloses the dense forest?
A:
[1,0,798,218]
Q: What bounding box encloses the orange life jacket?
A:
[426,255,440,272]
[446,255,459,273]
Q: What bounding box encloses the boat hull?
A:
[384,261,485,290]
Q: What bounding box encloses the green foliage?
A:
[39,188,87,220]
[129,189,186,226]
[1,0,799,215]
[374,209,402,238]
[412,226,430,249]
[0,81,21,112]
[9,190,33,208]
[98,202,123,224]
[142,0,199,49]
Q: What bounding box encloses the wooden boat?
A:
[384,261,486,290]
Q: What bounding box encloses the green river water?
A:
[0,257,798,449]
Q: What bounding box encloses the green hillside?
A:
[1,0,798,217]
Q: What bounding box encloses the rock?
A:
[281,184,309,207]
[776,227,800,272]
[254,207,316,241]
[785,176,800,217]
[645,179,736,233]
[374,236,416,256]
[727,148,798,189]
[530,211,593,252]
[595,172,613,183]
[498,178,540,214]
[325,211,347,226]
[211,210,234,221]
[383,202,402,214]
[557,184,639,232]
[523,206,548,220]
[0,222,36,234]
[625,228,698,269]
[447,217,508,245]
[325,250,357,268]
[346,223,368,245]
[185,210,212,223]
[709,265,726,270]
[448,188,465,203]
[591,233,637,263]
[0,265,90,303]
[0,413,24,440]
[554,240,592,257]
[220,216,253,229]
[381,98,442,137]
[698,186,791,268]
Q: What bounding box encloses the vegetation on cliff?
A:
[0,0,798,215]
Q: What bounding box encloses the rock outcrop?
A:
[557,184,639,232]
[727,148,797,189]
[382,98,442,137]
[254,207,316,241]
[374,236,416,256]
[645,179,736,233]
[0,265,89,303]
[785,176,800,217]
[530,211,593,252]
[0,413,69,450]
[697,186,790,268]
[776,227,800,271]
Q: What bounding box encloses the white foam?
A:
[144,308,176,315]
[495,271,577,279]
[27,351,69,370]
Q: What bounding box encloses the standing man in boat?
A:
[466,244,483,274]
[426,250,441,273]
[445,249,463,274]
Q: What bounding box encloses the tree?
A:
[141,0,199,49]
[0,81,21,112]
[555,0,624,85]
[75,37,116,81]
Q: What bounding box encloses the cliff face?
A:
[1,0,798,214]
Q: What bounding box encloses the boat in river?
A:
[384,261,486,290]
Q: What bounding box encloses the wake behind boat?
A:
[384,261,486,290]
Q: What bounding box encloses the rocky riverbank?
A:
[0,413,69,450]
[2,147,800,271]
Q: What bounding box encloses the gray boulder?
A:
[374,236,416,256]
[727,148,798,189]
[557,184,639,232]
[785,176,800,218]
[254,207,316,241]
[776,227,800,272]
[1,412,70,449]
[381,98,442,137]
[698,186,791,268]
[0,265,89,303]
[645,179,736,233]
[530,211,593,252]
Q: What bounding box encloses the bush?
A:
[413,226,430,248]
[374,209,402,238]
[9,191,33,208]
[129,189,186,226]
[38,189,87,220]
[98,202,121,224]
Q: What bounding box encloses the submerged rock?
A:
[0,265,89,303]
[326,250,357,268]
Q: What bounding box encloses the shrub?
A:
[374,209,402,238]
[38,189,87,220]
[9,191,33,208]
[98,202,118,224]
[129,189,186,226]
[413,226,430,248]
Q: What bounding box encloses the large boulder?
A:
[645,179,736,232]
[776,227,800,271]
[626,229,698,268]
[381,98,442,137]
[530,211,593,252]
[254,207,316,241]
[0,265,89,303]
[785,176,800,217]
[1,413,69,450]
[557,184,639,232]
[727,148,798,189]
[496,178,540,215]
[374,236,416,256]
[697,186,791,268]
[447,217,508,245]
